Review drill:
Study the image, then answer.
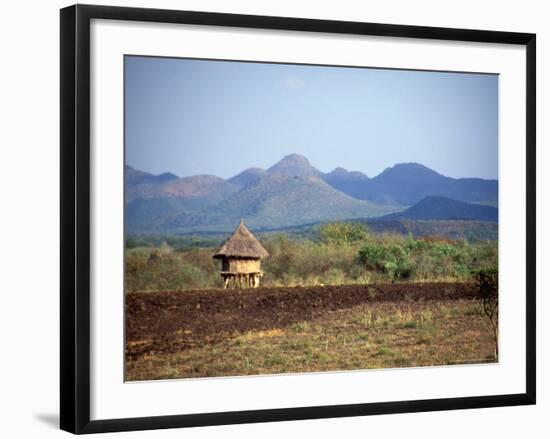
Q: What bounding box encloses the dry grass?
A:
[126,299,495,381]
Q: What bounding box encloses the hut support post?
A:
[221,273,262,288]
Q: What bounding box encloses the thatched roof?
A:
[213,220,269,259]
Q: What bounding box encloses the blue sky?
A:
[125,56,498,180]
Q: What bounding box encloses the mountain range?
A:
[125,154,498,232]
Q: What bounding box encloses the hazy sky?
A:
[125,56,498,180]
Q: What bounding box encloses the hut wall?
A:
[221,258,230,272]
[226,258,261,273]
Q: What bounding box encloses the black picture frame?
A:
[60,4,536,434]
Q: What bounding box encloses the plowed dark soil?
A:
[126,282,476,361]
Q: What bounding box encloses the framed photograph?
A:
[60,4,536,434]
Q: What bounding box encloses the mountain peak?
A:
[125,165,179,187]
[388,162,434,171]
[377,162,442,180]
[326,167,369,179]
[268,154,321,177]
[275,153,311,166]
[327,167,348,176]
[394,162,429,169]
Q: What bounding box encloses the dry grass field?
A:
[125,283,496,381]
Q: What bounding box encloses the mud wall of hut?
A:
[221,258,261,273]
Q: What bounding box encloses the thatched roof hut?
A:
[213,220,268,288]
[213,219,269,259]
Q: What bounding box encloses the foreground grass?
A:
[126,299,496,381]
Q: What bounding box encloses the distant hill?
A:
[321,167,370,199]
[159,175,238,200]
[228,167,266,188]
[125,165,180,201]
[378,196,498,222]
[125,168,240,229]
[349,163,498,205]
[125,155,498,233]
[361,219,498,242]
[126,197,185,231]
[125,165,178,187]
[165,173,397,231]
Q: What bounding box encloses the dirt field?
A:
[125,283,495,381]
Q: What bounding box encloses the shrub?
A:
[319,222,369,246]
[356,242,386,271]
[125,246,219,292]
[125,233,498,291]
[356,242,412,280]
[262,235,298,280]
[357,236,497,282]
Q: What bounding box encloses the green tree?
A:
[319,222,369,246]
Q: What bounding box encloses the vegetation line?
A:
[125,222,497,293]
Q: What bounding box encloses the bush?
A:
[125,246,219,292]
[262,235,362,286]
[125,228,498,291]
[262,235,298,280]
[319,222,369,245]
[357,235,497,282]
[357,242,412,280]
